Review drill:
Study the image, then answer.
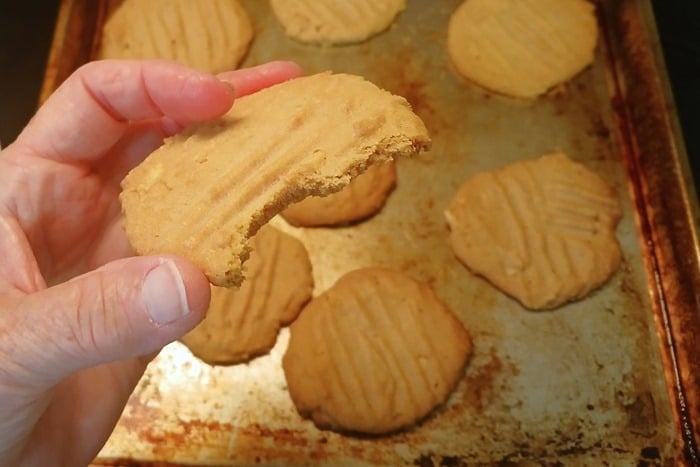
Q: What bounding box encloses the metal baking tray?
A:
[40,0,700,465]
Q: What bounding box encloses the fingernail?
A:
[142,260,191,325]
[217,78,236,94]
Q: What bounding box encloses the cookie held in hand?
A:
[120,72,430,286]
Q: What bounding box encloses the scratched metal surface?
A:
[79,0,683,464]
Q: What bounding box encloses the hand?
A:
[0,59,303,466]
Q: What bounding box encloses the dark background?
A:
[0,2,698,197]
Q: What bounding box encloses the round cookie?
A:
[120,72,430,287]
[446,0,598,98]
[282,267,471,435]
[180,225,313,365]
[270,0,406,45]
[444,152,622,309]
[99,0,253,72]
[281,160,396,227]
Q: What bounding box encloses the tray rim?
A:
[601,0,700,463]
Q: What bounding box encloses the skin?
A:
[0,59,303,466]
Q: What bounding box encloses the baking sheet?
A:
[38,0,700,464]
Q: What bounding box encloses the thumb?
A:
[3,256,210,389]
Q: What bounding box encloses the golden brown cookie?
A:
[99,0,253,72]
[180,225,313,365]
[120,72,430,287]
[270,0,406,45]
[281,160,397,227]
[282,267,471,434]
[446,0,598,98]
[444,152,622,309]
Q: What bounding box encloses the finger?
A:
[218,60,304,97]
[92,61,306,180]
[84,216,134,270]
[14,59,236,164]
[2,358,151,467]
[93,119,173,183]
[0,216,46,295]
[0,256,210,390]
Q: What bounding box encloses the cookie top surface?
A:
[446,0,598,98]
[281,160,397,227]
[282,267,471,434]
[120,72,430,287]
[180,225,313,365]
[270,0,406,45]
[444,152,622,309]
[98,0,253,72]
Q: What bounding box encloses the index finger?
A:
[14,59,235,163]
[13,60,303,164]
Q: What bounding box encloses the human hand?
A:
[0,59,303,466]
